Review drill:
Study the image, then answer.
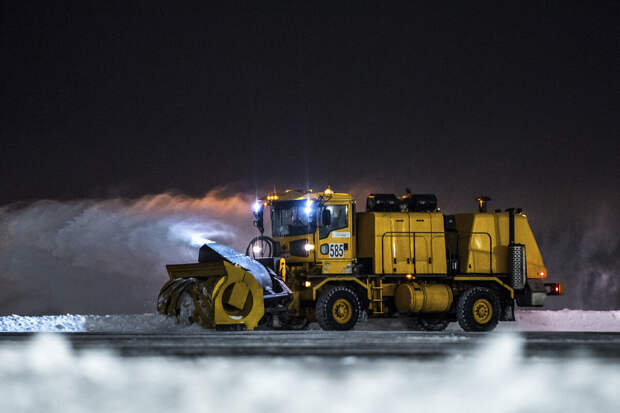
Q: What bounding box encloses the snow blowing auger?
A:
[157,242,292,330]
[157,187,562,332]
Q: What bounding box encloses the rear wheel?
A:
[411,316,451,331]
[316,285,361,331]
[457,287,500,332]
[279,316,310,330]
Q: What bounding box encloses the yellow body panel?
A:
[162,261,265,330]
[357,211,447,275]
[454,212,546,278]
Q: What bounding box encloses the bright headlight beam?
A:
[252,200,262,214]
[303,199,313,215]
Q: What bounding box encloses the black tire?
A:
[316,285,362,331]
[410,316,451,331]
[456,287,501,332]
[279,316,310,330]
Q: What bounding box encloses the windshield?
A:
[271,200,317,237]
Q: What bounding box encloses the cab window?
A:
[271,201,316,237]
[319,204,348,239]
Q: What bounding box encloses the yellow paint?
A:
[357,211,447,275]
[453,276,515,298]
[332,298,353,324]
[454,212,547,278]
[394,282,453,313]
[472,298,493,323]
[270,192,356,270]
[311,277,368,300]
[160,260,265,330]
[279,258,287,282]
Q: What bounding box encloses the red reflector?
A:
[544,282,562,296]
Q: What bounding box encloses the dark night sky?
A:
[1,1,619,312]
[1,1,617,206]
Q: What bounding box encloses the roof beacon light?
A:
[324,186,334,195]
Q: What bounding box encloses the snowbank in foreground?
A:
[0,310,618,333]
[0,315,88,333]
[0,313,203,333]
[0,333,618,413]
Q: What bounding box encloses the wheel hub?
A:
[332,298,352,324]
[472,298,493,324]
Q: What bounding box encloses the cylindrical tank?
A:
[395,282,453,313]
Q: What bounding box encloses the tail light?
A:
[544,282,562,296]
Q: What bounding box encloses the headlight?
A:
[304,199,313,215]
[252,245,262,254]
[304,243,315,251]
[252,200,262,214]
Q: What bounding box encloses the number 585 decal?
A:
[328,243,345,258]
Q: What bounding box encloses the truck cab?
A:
[254,189,356,275]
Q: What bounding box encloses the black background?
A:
[1,1,619,310]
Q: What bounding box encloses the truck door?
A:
[317,202,354,273]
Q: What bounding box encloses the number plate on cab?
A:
[328,243,345,258]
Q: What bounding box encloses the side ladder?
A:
[370,278,385,314]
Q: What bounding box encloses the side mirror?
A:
[253,210,264,234]
[322,208,331,226]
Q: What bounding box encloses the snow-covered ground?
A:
[0,310,619,333]
[0,332,618,413]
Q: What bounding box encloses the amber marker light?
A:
[304,281,312,288]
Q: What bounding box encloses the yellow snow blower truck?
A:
[157,188,562,331]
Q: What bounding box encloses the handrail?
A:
[380,231,447,275]
[379,231,493,275]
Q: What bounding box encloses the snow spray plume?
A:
[537,205,620,310]
[0,191,255,314]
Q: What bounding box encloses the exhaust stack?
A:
[476,196,491,212]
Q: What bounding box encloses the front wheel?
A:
[456,287,501,332]
[316,285,362,331]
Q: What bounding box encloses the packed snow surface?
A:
[0,310,619,332]
[0,333,619,413]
